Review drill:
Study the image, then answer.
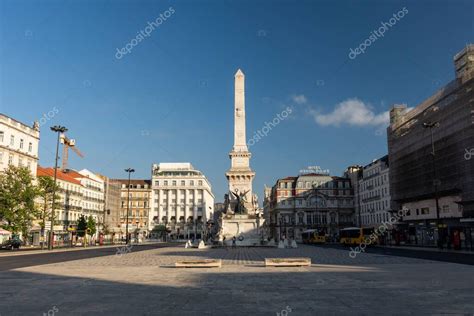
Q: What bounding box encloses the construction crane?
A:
[60,133,84,170]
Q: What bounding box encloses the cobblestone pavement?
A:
[1,244,473,316]
[42,243,438,267]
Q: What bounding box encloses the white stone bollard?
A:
[291,240,298,248]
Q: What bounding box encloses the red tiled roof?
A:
[63,169,100,183]
[37,166,83,186]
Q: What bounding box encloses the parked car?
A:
[0,238,21,250]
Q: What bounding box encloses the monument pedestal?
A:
[219,214,262,246]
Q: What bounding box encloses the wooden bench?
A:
[174,259,222,268]
[264,257,311,267]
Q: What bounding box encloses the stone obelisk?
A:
[226,69,255,214]
[218,69,262,246]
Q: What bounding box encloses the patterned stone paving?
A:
[46,243,437,268]
[1,244,473,315]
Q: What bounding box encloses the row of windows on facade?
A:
[154,198,204,204]
[155,206,204,213]
[360,187,389,201]
[363,166,385,178]
[0,132,34,153]
[406,205,456,217]
[361,199,390,213]
[54,211,101,222]
[154,180,204,187]
[359,174,388,191]
[0,152,34,170]
[60,183,104,200]
[121,201,149,208]
[280,180,351,189]
[278,189,352,197]
[153,189,204,197]
[279,198,353,206]
[278,212,352,225]
[121,184,150,189]
[120,210,148,217]
[84,181,103,191]
[362,212,391,225]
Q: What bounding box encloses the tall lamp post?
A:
[124,168,135,245]
[423,121,441,247]
[49,125,68,250]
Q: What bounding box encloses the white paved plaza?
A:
[1,244,473,315]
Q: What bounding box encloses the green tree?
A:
[151,224,167,239]
[36,176,61,231]
[0,165,39,239]
[87,216,96,238]
[77,215,87,238]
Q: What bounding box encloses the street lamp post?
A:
[423,121,441,248]
[49,126,68,250]
[124,168,135,245]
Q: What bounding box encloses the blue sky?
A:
[1,0,472,202]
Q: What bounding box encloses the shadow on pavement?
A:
[0,243,174,272]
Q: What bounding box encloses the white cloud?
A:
[292,94,307,105]
[309,98,389,127]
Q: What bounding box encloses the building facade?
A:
[36,166,84,231]
[267,172,355,242]
[388,44,474,248]
[150,163,214,240]
[0,114,39,174]
[358,156,391,228]
[99,175,122,237]
[117,179,151,239]
[64,169,105,228]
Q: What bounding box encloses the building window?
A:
[20,139,24,149]
[0,131,3,142]
[442,205,450,213]
[28,142,33,153]
[164,180,168,186]
[190,180,194,186]
[181,180,185,186]
[8,155,13,165]
[172,180,176,186]
[155,181,159,186]
[10,135,14,146]
[421,207,429,215]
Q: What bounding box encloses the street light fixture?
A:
[49,125,68,250]
[124,168,135,245]
[422,121,442,248]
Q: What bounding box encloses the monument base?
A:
[219,214,262,246]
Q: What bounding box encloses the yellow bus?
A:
[339,227,377,246]
[301,229,326,244]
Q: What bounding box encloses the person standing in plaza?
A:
[232,236,236,248]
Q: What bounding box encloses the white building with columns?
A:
[150,163,214,239]
[0,113,39,174]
